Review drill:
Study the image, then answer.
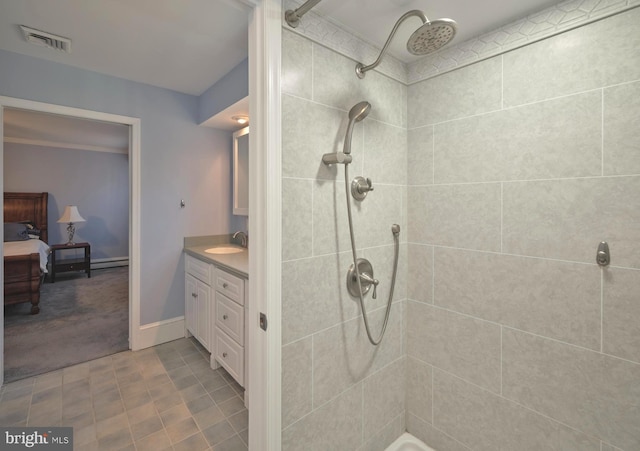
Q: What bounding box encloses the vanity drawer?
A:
[216,293,244,345]
[215,329,244,385]
[186,255,212,285]
[216,269,244,305]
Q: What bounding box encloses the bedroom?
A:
[3,108,131,382]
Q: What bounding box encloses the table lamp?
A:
[57,205,85,245]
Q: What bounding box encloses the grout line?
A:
[501,54,504,110]
[601,88,605,176]
[500,326,503,395]
[311,42,314,101]
[431,245,435,305]
[431,364,434,425]
[431,124,435,185]
[500,182,504,253]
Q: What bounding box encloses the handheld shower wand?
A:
[322,101,371,165]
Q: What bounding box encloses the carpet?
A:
[4,266,129,383]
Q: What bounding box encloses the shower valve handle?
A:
[352,176,374,200]
[359,272,379,299]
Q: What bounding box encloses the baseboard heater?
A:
[91,257,129,270]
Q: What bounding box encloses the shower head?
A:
[343,101,371,155]
[407,18,457,55]
[355,10,457,79]
[349,101,371,122]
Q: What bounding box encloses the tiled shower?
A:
[281,4,640,451]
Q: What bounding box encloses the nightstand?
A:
[49,242,91,283]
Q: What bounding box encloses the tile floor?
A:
[0,337,248,451]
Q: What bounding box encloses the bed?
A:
[3,192,49,314]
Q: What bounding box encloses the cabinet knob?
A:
[222,282,229,289]
[223,314,228,320]
[222,352,228,358]
[191,293,197,298]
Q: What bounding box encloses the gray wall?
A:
[0,48,245,324]
[406,7,640,451]
[4,143,129,260]
[198,58,248,125]
[280,29,408,450]
[280,5,640,451]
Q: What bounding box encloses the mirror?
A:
[233,126,249,216]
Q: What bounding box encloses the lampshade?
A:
[57,205,85,223]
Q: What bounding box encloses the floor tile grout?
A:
[0,337,248,451]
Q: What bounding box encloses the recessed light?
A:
[232,115,249,125]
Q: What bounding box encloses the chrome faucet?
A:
[233,231,248,248]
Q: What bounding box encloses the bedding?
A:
[4,239,50,272]
[4,222,30,241]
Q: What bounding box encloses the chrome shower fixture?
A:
[355,9,457,79]
[343,101,371,155]
[285,0,322,28]
[321,101,371,166]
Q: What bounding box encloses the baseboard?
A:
[91,257,129,270]
[134,316,185,351]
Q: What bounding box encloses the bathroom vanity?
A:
[184,242,248,405]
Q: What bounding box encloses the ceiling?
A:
[0,0,250,96]
[4,108,129,154]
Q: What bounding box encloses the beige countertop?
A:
[184,244,248,278]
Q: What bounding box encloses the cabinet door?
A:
[185,273,198,336]
[196,282,211,351]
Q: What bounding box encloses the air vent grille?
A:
[20,25,71,53]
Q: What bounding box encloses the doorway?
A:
[0,96,142,386]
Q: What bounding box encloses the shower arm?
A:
[356,10,428,79]
[285,0,323,28]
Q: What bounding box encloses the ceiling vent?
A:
[20,25,71,53]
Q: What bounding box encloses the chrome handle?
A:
[223,314,228,320]
[359,272,379,299]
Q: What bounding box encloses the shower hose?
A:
[343,163,400,346]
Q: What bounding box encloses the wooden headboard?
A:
[4,192,49,244]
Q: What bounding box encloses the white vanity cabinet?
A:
[213,267,246,387]
[184,255,213,352]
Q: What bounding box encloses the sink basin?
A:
[205,246,244,255]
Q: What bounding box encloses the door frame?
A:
[238,0,283,449]
[0,96,142,386]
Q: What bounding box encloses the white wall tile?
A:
[312,303,404,407]
[407,302,501,393]
[408,183,501,252]
[282,383,363,451]
[407,126,434,186]
[434,248,601,349]
[503,176,640,268]
[603,267,640,363]
[604,80,640,176]
[282,29,313,99]
[406,357,432,423]
[363,359,405,437]
[282,337,313,428]
[282,178,313,261]
[503,7,640,106]
[282,94,363,180]
[313,44,406,128]
[434,91,602,183]
[407,57,502,128]
[502,328,640,450]
[433,369,600,451]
